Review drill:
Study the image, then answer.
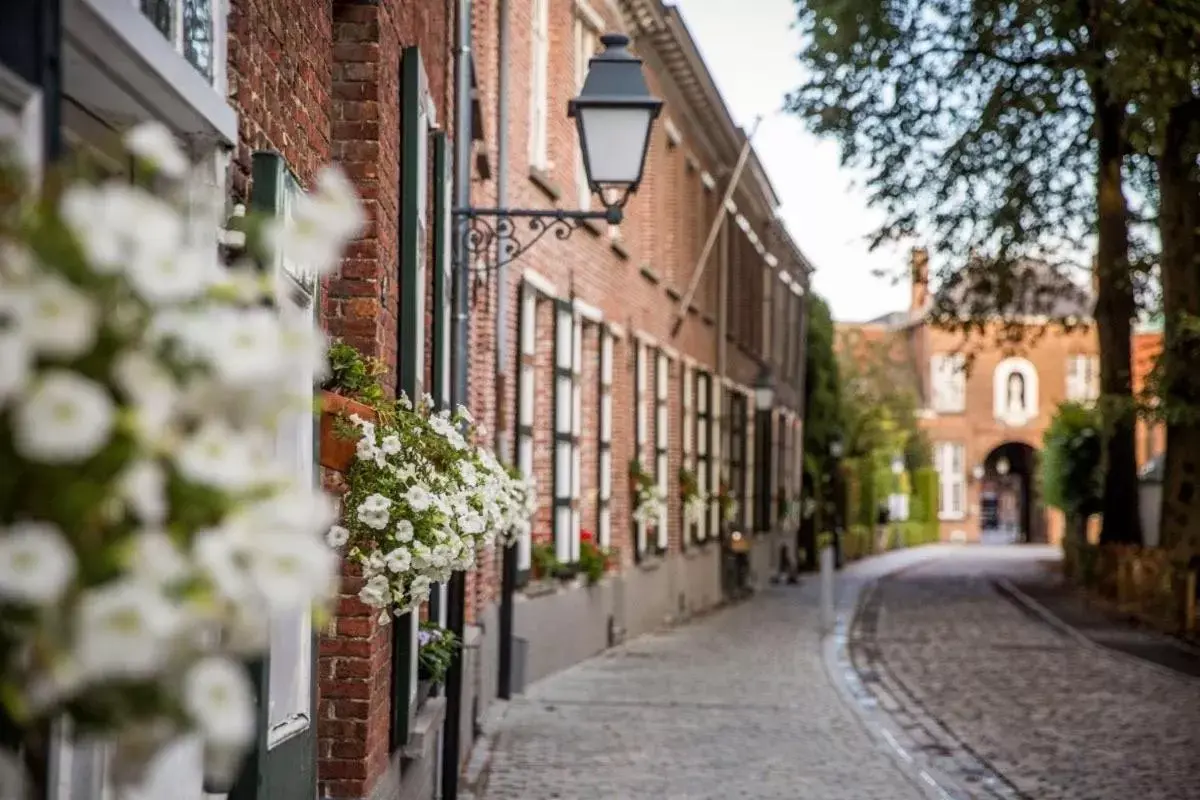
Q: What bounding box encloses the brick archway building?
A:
[836,248,1164,545]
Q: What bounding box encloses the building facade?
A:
[0,1,810,799]
[836,248,1163,547]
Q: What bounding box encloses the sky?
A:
[671,0,910,323]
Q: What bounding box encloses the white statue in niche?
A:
[994,358,1038,426]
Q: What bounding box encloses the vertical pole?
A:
[819,543,835,633]
[442,0,472,796]
[494,0,516,703]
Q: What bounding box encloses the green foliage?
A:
[578,536,610,585]
[1041,402,1104,522]
[856,459,878,530]
[325,341,387,407]
[417,621,461,685]
[531,541,558,581]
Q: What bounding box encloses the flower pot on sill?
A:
[319,390,376,472]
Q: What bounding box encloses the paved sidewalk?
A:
[469,547,943,800]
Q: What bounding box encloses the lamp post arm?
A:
[454,207,616,272]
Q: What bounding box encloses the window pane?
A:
[141,0,173,38]
[183,0,215,81]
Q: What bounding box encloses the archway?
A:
[979,442,1042,544]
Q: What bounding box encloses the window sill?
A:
[401,696,446,760]
[611,237,630,260]
[637,552,666,571]
[666,286,683,301]
[938,513,966,522]
[529,166,561,201]
[639,264,660,284]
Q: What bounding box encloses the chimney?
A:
[910,247,929,313]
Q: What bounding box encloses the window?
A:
[695,371,711,542]
[681,363,695,546]
[529,0,550,169]
[1066,354,1099,403]
[573,15,598,209]
[935,442,965,520]
[553,302,580,563]
[0,66,42,181]
[139,0,217,82]
[744,394,755,529]
[654,351,669,551]
[931,353,966,413]
[728,392,747,531]
[709,382,722,535]
[633,339,649,558]
[598,328,614,548]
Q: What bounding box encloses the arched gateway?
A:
[978,441,1044,544]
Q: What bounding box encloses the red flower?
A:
[580,530,594,543]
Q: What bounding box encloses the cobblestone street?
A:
[469,546,1200,800]
[854,548,1200,800]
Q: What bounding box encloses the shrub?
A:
[1042,402,1104,537]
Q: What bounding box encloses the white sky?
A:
[671,0,911,323]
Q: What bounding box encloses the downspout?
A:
[494,0,518,702]
[443,0,472,795]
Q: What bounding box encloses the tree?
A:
[1041,402,1104,541]
[801,293,843,529]
[1119,3,1200,553]
[835,325,925,464]
[787,0,1143,544]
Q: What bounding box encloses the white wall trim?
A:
[701,170,716,190]
[573,0,606,31]
[664,117,682,146]
[573,297,603,322]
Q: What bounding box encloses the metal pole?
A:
[819,543,835,633]
[442,0,472,795]
[494,0,517,702]
[669,116,762,338]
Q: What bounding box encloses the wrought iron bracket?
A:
[454,207,619,272]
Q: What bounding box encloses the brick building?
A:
[835,248,1163,546]
[0,0,809,799]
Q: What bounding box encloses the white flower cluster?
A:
[683,491,709,527]
[0,123,362,787]
[332,397,534,621]
[632,483,667,528]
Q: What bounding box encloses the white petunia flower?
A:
[358,574,390,608]
[183,657,256,749]
[119,460,168,525]
[326,525,350,548]
[245,532,337,611]
[395,519,414,543]
[405,485,433,512]
[113,350,177,442]
[408,575,432,602]
[0,327,30,402]
[125,122,190,179]
[75,579,183,680]
[14,370,115,463]
[126,529,189,587]
[0,521,76,604]
[380,434,402,456]
[356,494,392,530]
[175,420,257,491]
[385,548,411,574]
[193,525,251,602]
[23,273,98,358]
[125,245,213,305]
[268,166,364,276]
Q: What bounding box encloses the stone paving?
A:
[858,548,1200,800]
[470,548,938,800]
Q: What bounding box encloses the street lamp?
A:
[972,464,985,481]
[457,33,662,272]
[996,457,1010,476]
[570,34,662,221]
[754,363,776,411]
[829,437,843,460]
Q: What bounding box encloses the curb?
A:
[820,553,966,800]
[993,577,1200,684]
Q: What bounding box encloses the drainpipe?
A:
[443,0,472,795]
[493,0,518,702]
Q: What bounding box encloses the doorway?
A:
[980,442,1041,544]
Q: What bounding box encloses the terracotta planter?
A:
[319,390,377,472]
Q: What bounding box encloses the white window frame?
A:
[553,303,577,563]
[598,328,614,548]
[1066,353,1099,404]
[935,442,966,521]
[744,391,755,529]
[573,12,599,210]
[682,363,695,544]
[709,379,722,536]
[529,0,550,170]
[654,351,670,550]
[695,372,711,542]
[634,339,648,556]
[931,352,967,413]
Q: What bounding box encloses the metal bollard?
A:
[820,544,835,633]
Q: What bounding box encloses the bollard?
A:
[820,544,835,633]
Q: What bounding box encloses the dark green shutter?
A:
[227,151,319,800]
[428,130,452,627]
[390,44,430,751]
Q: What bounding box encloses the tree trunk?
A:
[1090,75,1142,545]
[1157,100,1200,554]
